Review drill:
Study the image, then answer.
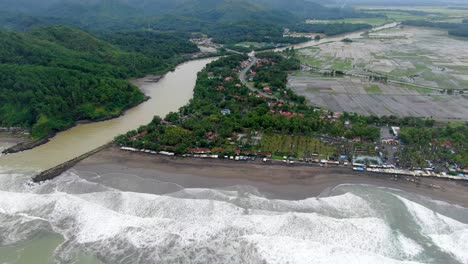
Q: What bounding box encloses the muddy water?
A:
[0,58,215,171]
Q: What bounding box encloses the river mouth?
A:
[1,22,467,264]
[0,58,216,171]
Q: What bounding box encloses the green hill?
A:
[0,0,380,42]
[0,26,198,138]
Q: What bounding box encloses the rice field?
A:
[288,75,468,120]
[296,26,468,90]
[291,25,468,121]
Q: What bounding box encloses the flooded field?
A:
[290,26,468,120]
[296,26,468,90]
[288,73,468,120]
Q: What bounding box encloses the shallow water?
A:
[0,168,467,264]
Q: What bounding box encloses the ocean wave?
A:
[0,170,466,264]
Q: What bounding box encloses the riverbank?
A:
[71,146,468,206]
[0,73,158,156]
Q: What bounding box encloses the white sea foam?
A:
[0,170,466,263]
[246,234,423,264]
[396,195,468,263]
[396,233,423,258]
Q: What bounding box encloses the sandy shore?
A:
[72,146,468,206]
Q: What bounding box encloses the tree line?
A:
[292,23,372,36]
[402,20,468,38]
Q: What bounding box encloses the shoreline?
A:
[70,146,468,206]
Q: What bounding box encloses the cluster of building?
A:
[120,147,175,156]
[317,110,344,123]
[354,163,467,181]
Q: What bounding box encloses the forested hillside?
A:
[0,0,380,43]
[292,23,372,36]
[0,26,199,138]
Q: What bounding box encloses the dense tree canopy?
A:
[0,0,381,45]
[399,124,468,168]
[116,54,383,155]
[0,26,199,138]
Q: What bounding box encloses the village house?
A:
[187,148,211,154]
[221,109,231,115]
[129,131,147,141]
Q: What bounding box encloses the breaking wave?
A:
[0,169,467,264]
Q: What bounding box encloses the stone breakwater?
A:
[32,143,112,182]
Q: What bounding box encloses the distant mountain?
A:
[0,0,378,30]
[0,0,382,48]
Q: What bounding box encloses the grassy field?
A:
[259,134,336,159]
[365,85,381,93]
[297,47,353,72]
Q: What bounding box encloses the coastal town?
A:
[116,53,468,182]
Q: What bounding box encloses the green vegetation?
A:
[251,52,305,103]
[259,134,335,159]
[116,54,382,155]
[0,25,198,138]
[332,59,353,72]
[0,0,380,47]
[399,124,468,168]
[365,85,381,93]
[293,23,372,36]
[297,48,353,72]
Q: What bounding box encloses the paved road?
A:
[238,56,280,100]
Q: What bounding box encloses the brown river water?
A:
[0,58,216,171]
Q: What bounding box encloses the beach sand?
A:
[72,146,468,206]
